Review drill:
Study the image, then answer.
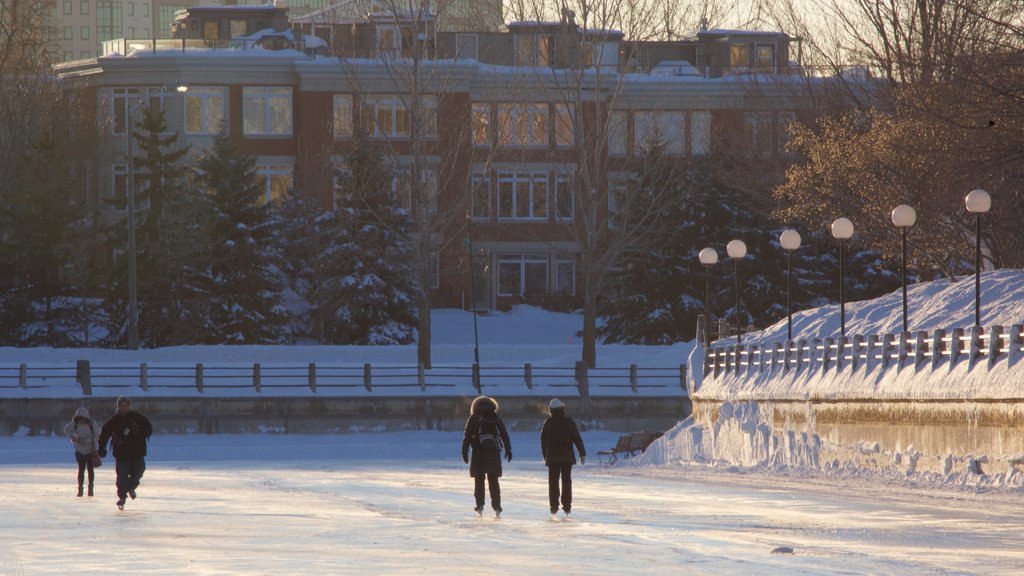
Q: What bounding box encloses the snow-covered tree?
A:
[195,132,292,344]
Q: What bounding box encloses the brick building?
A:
[55,5,860,312]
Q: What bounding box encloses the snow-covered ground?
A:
[3,271,1024,574]
[4,431,1024,575]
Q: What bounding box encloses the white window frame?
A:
[634,111,684,156]
[556,256,575,295]
[109,87,140,135]
[255,163,293,205]
[497,103,549,148]
[691,111,711,156]
[333,94,353,139]
[242,86,293,137]
[363,94,411,139]
[608,110,627,156]
[497,172,548,221]
[471,103,490,147]
[184,86,225,135]
[497,254,549,297]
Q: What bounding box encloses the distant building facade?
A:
[55,5,863,311]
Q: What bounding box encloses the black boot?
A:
[77,485,83,497]
[87,484,94,497]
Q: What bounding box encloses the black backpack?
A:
[477,415,504,454]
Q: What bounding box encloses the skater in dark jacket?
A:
[63,407,100,497]
[540,398,586,519]
[461,396,512,517]
[98,396,153,510]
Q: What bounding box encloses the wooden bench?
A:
[597,431,663,464]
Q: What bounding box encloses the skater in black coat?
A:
[540,398,586,519]
[461,396,512,517]
[98,396,152,510]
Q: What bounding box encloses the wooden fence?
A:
[705,324,1024,377]
[0,361,687,397]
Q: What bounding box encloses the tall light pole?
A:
[830,217,854,337]
[465,211,481,394]
[698,247,718,344]
[726,239,746,343]
[779,229,801,341]
[126,83,188,350]
[965,189,991,328]
[891,205,916,333]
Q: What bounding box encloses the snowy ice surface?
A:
[2,431,1024,575]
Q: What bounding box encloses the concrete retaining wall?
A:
[0,395,691,436]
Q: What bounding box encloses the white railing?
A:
[704,325,1024,378]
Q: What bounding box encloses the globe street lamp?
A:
[891,205,916,333]
[726,239,747,343]
[698,247,718,344]
[831,217,854,337]
[779,229,801,341]
[965,189,991,328]
[126,83,188,350]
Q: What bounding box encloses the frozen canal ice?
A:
[2,431,1022,575]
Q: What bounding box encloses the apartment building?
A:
[50,0,207,61]
[55,5,856,311]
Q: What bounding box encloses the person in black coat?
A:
[540,398,586,519]
[98,396,153,510]
[461,396,512,517]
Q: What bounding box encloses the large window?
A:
[634,111,684,155]
[361,94,436,139]
[109,88,140,135]
[691,111,711,156]
[746,111,773,158]
[730,44,749,68]
[554,173,574,221]
[498,254,548,297]
[95,1,121,43]
[256,163,293,205]
[471,172,490,219]
[333,94,353,139]
[755,44,776,68]
[554,104,574,148]
[608,111,627,155]
[496,103,548,148]
[111,164,128,212]
[497,172,547,220]
[456,34,478,60]
[556,256,575,294]
[185,86,225,135]
[471,103,490,146]
[242,87,292,136]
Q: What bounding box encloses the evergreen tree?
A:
[132,107,214,346]
[0,131,93,346]
[196,132,291,344]
[330,127,417,344]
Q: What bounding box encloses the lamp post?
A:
[965,189,991,328]
[465,212,481,394]
[126,83,188,350]
[830,217,854,337]
[698,247,718,344]
[891,205,916,333]
[779,229,801,341]
[726,239,746,343]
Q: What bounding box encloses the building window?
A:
[80,26,90,40]
[497,103,549,148]
[64,1,72,15]
[230,20,247,38]
[691,111,711,156]
[256,163,293,205]
[498,172,547,220]
[80,1,90,16]
[755,44,776,68]
[456,34,478,60]
[730,44,749,68]
[333,94,353,139]
[80,51,90,58]
[110,87,140,135]
[96,2,121,43]
[471,103,490,146]
[242,87,292,136]
[185,86,225,135]
[376,25,401,58]
[746,111,773,158]
[516,35,536,66]
[64,51,74,61]
[111,164,128,212]
[607,179,628,229]
[471,172,490,219]
[554,104,574,148]
[608,111,627,155]
[498,254,548,297]
[128,2,134,16]
[64,27,73,40]
[634,111,684,155]
[554,174,574,221]
[556,257,575,295]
